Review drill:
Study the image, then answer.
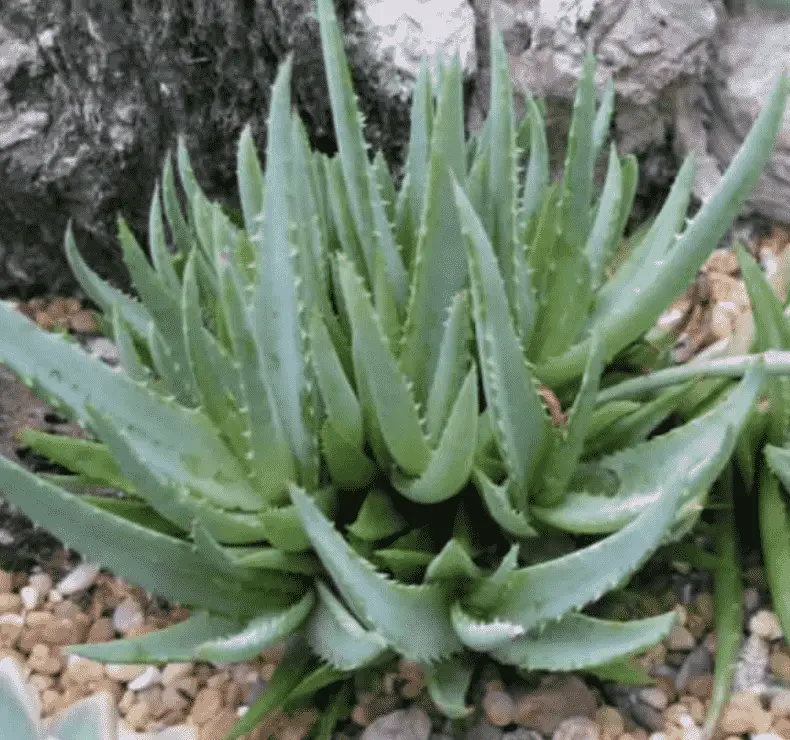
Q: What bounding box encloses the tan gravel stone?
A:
[85,617,114,643]
[200,708,239,740]
[515,676,598,734]
[40,688,60,715]
[552,717,601,740]
[666,625,696,651]
[0,570,12,593]
[104,663,146,682]
[190,687,224,725]
[484,690,516,726]
[685,675,714,700]
[118,689,135,714]
[0,613,24,645]
[161,662,194,685]
[774,718,790,740]
[0,593,22,613]
[771,690,790,718]
[43,618,75,646]
[28,672,54,691]
[174,676,200,699]
[27,644,62,675]
[596,706,625,740]
[125,700,151,730]
[64,656,106,684]
[751,610,784,640]
[772,651,790,682]
[162,685,189,713]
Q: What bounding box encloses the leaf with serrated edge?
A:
[586,146,623,291]
[593,77,615,158]
[534,367,762,534]
[347,489,407,542]
[65,225,152,338]
[424,654,475,719]
[399,57,467,405]
[195,591,315,663]
[148,183,180,291]
[454,180,551,503]
[489,612,676,671]
[112,307,153,385]
[425,539,482,583]
[0,458,283,617]
[236,124,265,235]
[450,602,526,651]
[320,421,377,490]
[0,301,260,510]
[521,98,549,239]
[290,484,461,662]
[472,468,536,538]
[337,254,431,476]
[392,367,478,503]
[306,581,389,671]
[491,473,686,632]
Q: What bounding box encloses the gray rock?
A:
[503,730,543,740]
[362,707,432,740]
[466,722,504,740]
[551,717,600,740]
[676,644,714,691]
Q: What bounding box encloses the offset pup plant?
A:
[0,0,786,735]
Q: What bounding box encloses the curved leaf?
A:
[424,654,476,719]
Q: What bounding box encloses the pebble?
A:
[200,708,239,740]
[0,570,12,593]
[483,690,516,727]
[771,690,790,717]
[516,676,597,734]
[87,337,120,365]
[361,707,432,740]
[640,687,670,712]
[676,645,713,691]
[750,610,784,640]
[666,626,696,652]
[112,597,144,634]
[19,586,41,610]
[0,593,21,613]
[128,665,161,691]
[86,617,115,644]
[552,717,600,740]
[161,662,193,685]
[27,573,52,595]
[56,563,100,595]
[190,687,224,725]
[105,663,147,683]
[64,656,105,684]
[735,634,770,691]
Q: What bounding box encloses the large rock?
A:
[0,0,475,296]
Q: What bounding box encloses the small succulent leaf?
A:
[399,58,434,264]
[236,123,266,235]
[231,548,321,576]
[181,255,248,460]
[424,539,482,583]
[347,489,408,542]
[218,256,295,501]
[450,601,526,651]
[558,53,597,248]
[191,522,285,582]
[0,656,41,737]
[492,474,686,631]
[472,468,537,538]
[534,367,762,534]
[372,548,435,581]
[65,224,152,338]
[324,156,368,283]
[148,182,181,292]
[615,154,639,245]
[373,249,402,347]
[16,428,128,492]
[373,150,397,224]
[251,57,316,482]
[176,135,203,224]
[521,97,550,239]
[736,242,790,442]
[424,653,476,719]
[538,332,606,505]
[148,324,186,401]
[490,612,676,670]
[425,291,472,444]
[524,184,559,312]
[0,458,280,617]
[583,383,689,458]
[309,311,363,450]
[464,544,520,613]
[161,155,195,257]
[225,639,313,740]
[486,31,517,279]
[592,77,616,158]
[465,139,489,218]
[112,307,153,385]
[86,408,270,544]
[541,74,789,385]
[195,591,316,663]
[117,217,195,403]
[67,610,242,664]
[79,496,184,538]
[704,466,743,738]
[306,581,390,671]
[320,421,377,490]
[759,467,790,665]
[512,240,537,348]
[399,58,469,404]
[455,180,552,502]
[45,692,116,740]
[0,302,259,509]
[586,146,623,291]
[392,366,478,503]
[583,658,654,686]
[287,662,351,704]
[259,489,338,553]
[337,254,431,475]
[586,400,641,442]
[290,484,462,662]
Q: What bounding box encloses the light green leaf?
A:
[424,654,476,719]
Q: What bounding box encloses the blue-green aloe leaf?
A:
[236,124,266,236]
[306,581,390,671]
[424,654,476,719]
[392,367,478,503]
[337,254,431,476]
[472,468,537,538]
[290,484,462,662]
[0,458,282,617]
[455,180,552,504]
[489,612,677,671]
[587,146,623,291]
[534,367,762,534]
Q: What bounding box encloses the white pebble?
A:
[56,563,100,595]
[751,735,783,740]
[237,706,248,717]
[0,614,24,628]
[27,573,52,595]
[749,610,784,641]
[47,590,63,604]
[127,665,161,691]
[19,586,41,610]
[112,597,144,634]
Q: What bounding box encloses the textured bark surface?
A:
[0,0,414,296]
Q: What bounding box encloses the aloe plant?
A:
[0,0,785,735]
